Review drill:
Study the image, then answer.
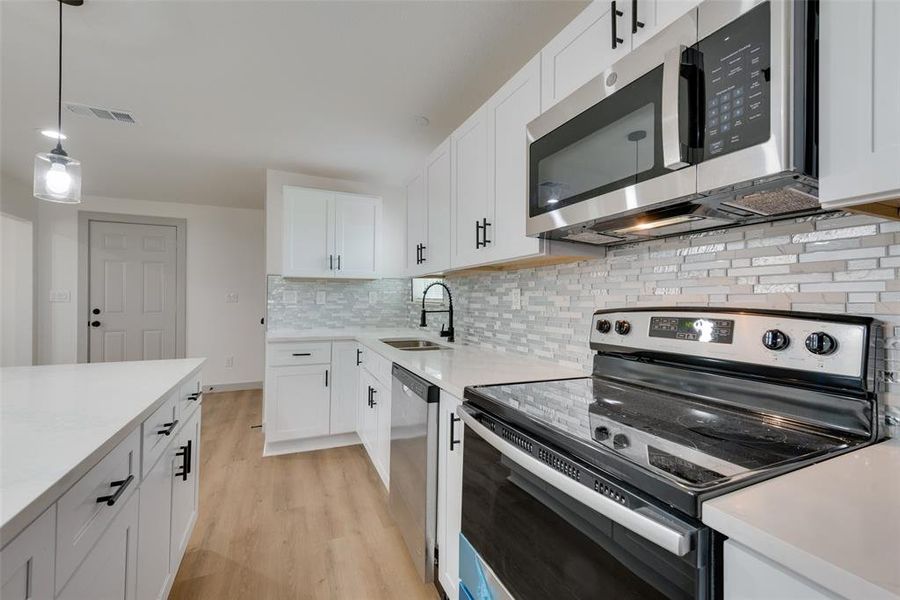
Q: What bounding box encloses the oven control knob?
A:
[762,329,790,351]
[806,332,838,356]
[614,320,631,335]
[594,426,610,442]
[596,319,612,334]
[612,434,630,450]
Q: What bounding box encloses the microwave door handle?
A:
[662,45,689,170]
[457,406,692,557]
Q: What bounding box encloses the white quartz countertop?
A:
[267,328,588,399]
[0,358,205,545]
[703,437,900,600]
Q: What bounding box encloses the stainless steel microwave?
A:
[526,0,819,245]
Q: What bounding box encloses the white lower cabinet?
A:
[0,507,55,600]
[356,359,391,490]
[170,409,201,572]
[723,540,839,600]
[330,341,360,435]
[266,363,332,442]
[57,491,139,600]
[436,391,464,600]
[137,448,174,600]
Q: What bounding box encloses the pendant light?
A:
[34,0,83,203]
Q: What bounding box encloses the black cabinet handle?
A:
[420,244,426,263]
[337,255,341,271]
[187,392,202,402]
[96,474,134,506]
[450,414,461,451]
[292,352,312,357]
[370,387,377,407]
[631,0,644,33]
[611,1,624,48]
[329,254,334,270]
[475,220,482,249]
[90,320,101,328]
[157,420,178,436]
[481,218,491,245]
[176,440,192,481]
[415,243,421,265]
[367,386,373,408]
[356,348,362,366]
[325,369,329,388]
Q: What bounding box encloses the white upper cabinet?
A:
[406,172,427,274]
[333,193,379,278]
[424,138,452,273]
[282,186,381,279]
[282,186,334,278]
[540,0,631,112]
[820,0,900,210]
[451,105,493,268]
[488,55,543,262]
[631,0,701,49]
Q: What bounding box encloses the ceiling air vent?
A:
[65,102,137,124]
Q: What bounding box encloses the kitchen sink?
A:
[380,338,449,351]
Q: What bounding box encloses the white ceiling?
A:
[1,0,586,209]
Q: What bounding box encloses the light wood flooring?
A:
[169,390,439,600]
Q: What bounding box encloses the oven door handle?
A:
[662,44,689,170]
[458,406,692,557]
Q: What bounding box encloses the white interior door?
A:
[89,221,177,363]
[333,193,379,279]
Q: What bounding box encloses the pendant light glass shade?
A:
[34,150,81,203]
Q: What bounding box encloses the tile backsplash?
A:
[267,276,411,330]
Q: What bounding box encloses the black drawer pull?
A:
[96,474,134,506]
[157,420,178,436]
[187,392,202,402]
[356,348,362,366]
[450,414,461,450]
[175,440,192,481]
[370,387,377,407]
[631,0,644,33]
[611,1,624,48]
[292,352,312,357]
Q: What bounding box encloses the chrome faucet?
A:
[420,282,454,343]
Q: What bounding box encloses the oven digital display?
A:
[649,317,735,344]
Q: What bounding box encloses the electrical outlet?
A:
[49,290,71,303]
[369,291,378,304]
[225,292,239,303]
[316,290,327,305]
[224,356,234,368]
[282,290,298,304]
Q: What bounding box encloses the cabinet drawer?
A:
[56,427,140,594]
[176,370,202,422]
[268,342,332,366]
[142,391,178,477]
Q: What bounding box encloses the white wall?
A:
[1,213,33,366]
[35,194,266,386]
[265,169,405,277]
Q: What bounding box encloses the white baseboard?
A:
[263,432,360,457]
[202,381,262,393]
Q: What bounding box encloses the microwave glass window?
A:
[529,66,670,217]
[537,103,655,210]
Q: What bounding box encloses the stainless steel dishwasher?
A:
[389,363,439,583]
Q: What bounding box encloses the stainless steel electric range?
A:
[457,308,886,600]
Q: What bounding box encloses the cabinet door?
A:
[170,410,201,573]
[333,193,379,279]
[267,364,332,442]
[424,138,452,273]
[723,540,840,600]
[57,492,138,600]
[137,443,174,600]
[541,0,631,111]
[487,56,542,264]
[820,0,900,208]
[436,392,464,600]
[0,507,55,600]
[372,377,391,490]
[282,186,335,278]
[631,0,700,49]
[330,341,359,435]
[451,105,492,268]
[406,172,427,275]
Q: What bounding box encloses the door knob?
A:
[90,320,101,327]
[92,308,100,315]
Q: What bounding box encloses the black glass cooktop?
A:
[466,376,856,490]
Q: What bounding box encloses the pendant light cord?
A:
[56,0,64,153]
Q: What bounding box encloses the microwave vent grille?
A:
[721,185,819,216]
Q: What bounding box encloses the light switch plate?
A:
[316,290,327,305]
[224,356,234,368]
[225,292,239,303]
[49,290,71,303]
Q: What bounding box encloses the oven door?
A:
[525,9,700,238]
[458,405,712,600]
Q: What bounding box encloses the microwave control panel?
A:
[698,1,771,160]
